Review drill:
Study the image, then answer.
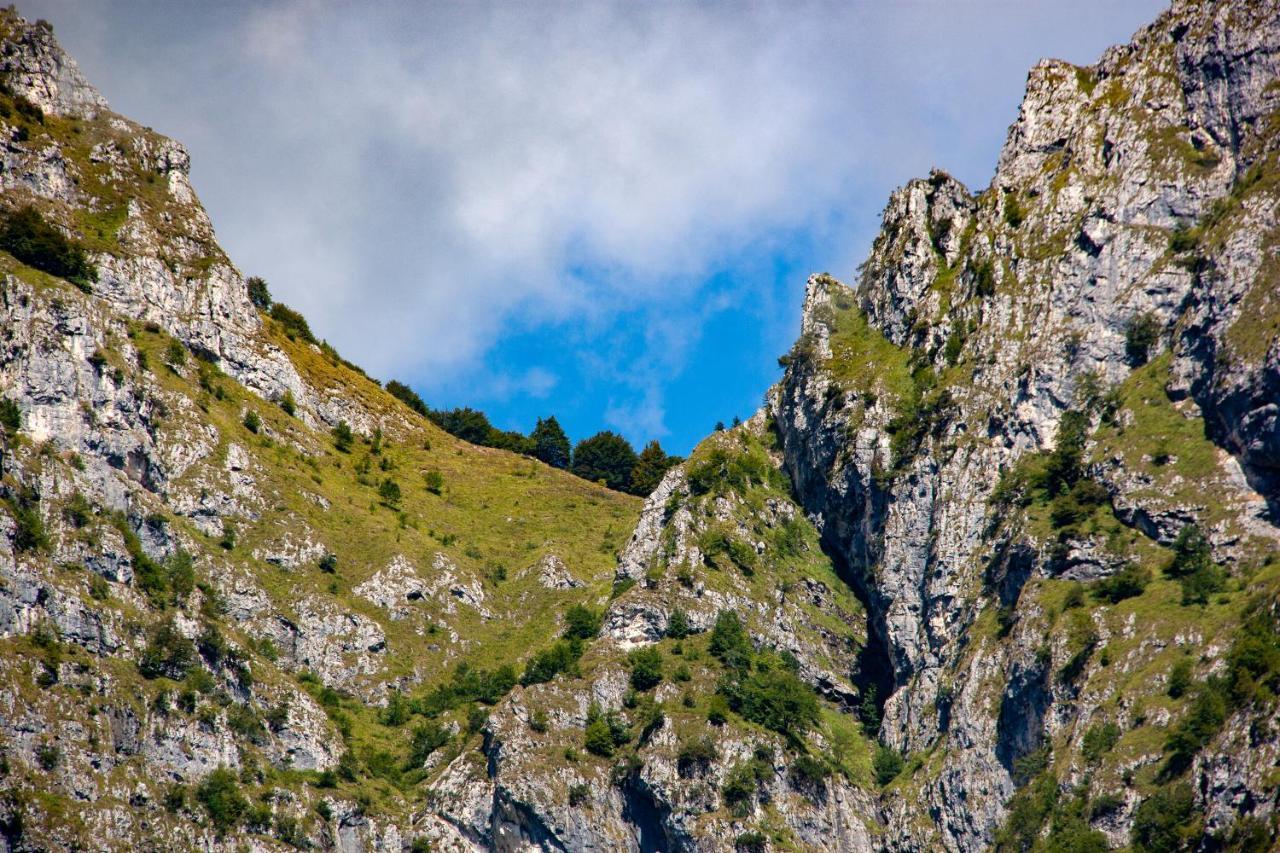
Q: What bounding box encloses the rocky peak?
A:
[0,8,108,119]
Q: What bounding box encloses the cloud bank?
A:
[24,0,1167,448]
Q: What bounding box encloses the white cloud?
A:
[24,0,1169,439]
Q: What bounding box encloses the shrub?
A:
[9,495,48,553]
[195,767,249,835]
[1081,721,1121,763]
[528,708,548,733]
[380,691,412,726]
[424,469,444,494]
[721,659,820,743]
[1167,658,1193,699]
[873,744,904,786]
[1165,524,1224,606]
[707,694,730,726]
[407,720,450,767]
[165,339,186,368]
[571,431,638,492]
[993,772,1057,851]
[735,832,767,853]
[0,396,20,432]
[138,621,197,680]
[1131,783,1201,852]
[708,611,753,670]
[665,609,690,639]
[269,303,316,344]
[568,783,590,807]
[0,205,97,289]
[416,662,517,713]
[521,639,583,686]
[1003,193,1025,228]
[677,736,718,777]
[242,410,260,433]
[563,604,602,640]
[583,704,629,757]
[378,478,402,508]
[332,421,353,453]
[62,492,92,528]
[36,742,59,771]
[790,752,831,792]
[246,276,271,310]
[1125,313,1162,367]
[383,381,426,418]
[1094,563,1151,604]
[1164,682,1227,775]
[318,553,338,574]
[628,646,663,691]
[279,390,295,416]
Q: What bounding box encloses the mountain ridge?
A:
[1,0,1279,850]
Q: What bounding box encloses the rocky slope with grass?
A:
[2,0,1280,850]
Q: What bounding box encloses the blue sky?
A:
[27,0,1166,455]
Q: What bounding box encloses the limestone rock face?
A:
[2,0,1280,850]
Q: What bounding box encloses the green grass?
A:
[821,281,914,403]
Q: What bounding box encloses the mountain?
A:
[0,0,1278,850]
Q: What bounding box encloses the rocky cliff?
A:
[1,0,1279,850]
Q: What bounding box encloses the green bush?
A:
[1165,524,1224,606]
[246,276,272,310]
[0,396,20,431]
[332,421,353,452]
[721,752,771,817]
[665,609,690,639]
[628,646,663,691]
[1125,313,1162,367]
[242,410,260,433]
[0,205,97,289]
[873,744,904,786]
[8,495,47,553]
[1163,683,1227,775]
[563,604,602,640]
[735,832,767,853]
[521,639,583,686]
[686,445,777,497]
[1167,658,1193,699]
[630,440,677,496]
[380,691,412,726]
[708,611,753,671]
[195,767,249,835]
[407,720,450,767]
[269,302,316,344]
[583,703,629,757]
[424,469,444,494]
[1081,721,1121,763]
[378,478,402,508]
[279,390,296,417]
[416,662,517,713]
[165,339,186,368]
[1131,783,1201,852]
[1003,193,1025,229]
[676,736,718,777]
[568,783,590,807]
[993,772,1057,851]
[138,621,197,680]
[721,658,820,743]
[1094,563,1151,604]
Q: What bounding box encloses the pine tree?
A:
[531,416,571,469]
[630,440,674,496]
[571,431,638,492]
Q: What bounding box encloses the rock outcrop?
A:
[1,0,1279,850]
